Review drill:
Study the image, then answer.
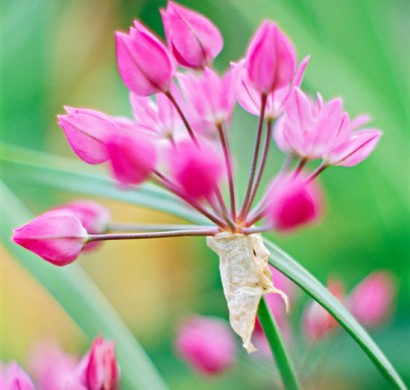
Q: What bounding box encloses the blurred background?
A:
[0,0,409,389]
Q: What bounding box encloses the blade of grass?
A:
[264,238,406,390]
[0,181,169,390]
[258,297,301,390]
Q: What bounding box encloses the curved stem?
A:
[293,157,308,178]
[108,223,213,232]
[216,122,236,220]
[88,228,219,242]
[306,162,328,183]
[243,118,275,218]
[164,91,198,146]
[239,94,268,221]
[258,297,301,390]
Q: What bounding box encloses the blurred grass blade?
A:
[0,143,206,224]
[0,181,168,390]
[264,239,406,390]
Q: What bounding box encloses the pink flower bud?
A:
[175,316,236,376]
[171,142,224,200]
[348,272,395,327]
[116,22,175,96]
[0,362,35,390]
[265,174,322,231]
[12,210,88,266]
[303,279,344,342]
[84,336,119,390]
[106,132,157,188]
[161,1,223,69]
[58,107,119,165]
[54,200,110,252]
[246,21,297,94]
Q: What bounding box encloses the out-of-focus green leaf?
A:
[0,143,207,225]
[0,181,168,390]
[264,239,406,390]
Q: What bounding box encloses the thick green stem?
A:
[258,297,301,390]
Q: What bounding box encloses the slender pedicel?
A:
[306,163,327,183]
[164,91,198,145]
[244,118,275,218]
[239,93,268,221]
[108,223,215,232]
[293,157,308,178]
[88,228,220,242]
[216,122,237,220]
[152,171,227,227]
[214,189,236,232]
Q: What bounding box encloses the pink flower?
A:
[246,21,297,95]
[177,67,238,127]
[175,316,236,375]
[170,141,224,200]
[116,21,175,96]
[82,336,120,390]
[58,107,119,165]
[106,132,157,188]
[161,1,223,69]
[348,272,395,327]
[233,56,310,119]
[275,88,382,165]
[27,342,81,390]
[12,210,88,266]
[54,200,110,252]
[0,362,35,390]
[265,174,322,231]
[303,279,344,342]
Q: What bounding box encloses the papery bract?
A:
[161,1,223,69]
[246,21,297,94]
[58,107,119,165]
[348,272,395,327]
[106,132,157,188]
[303,279,344,342]
[12,210,88,266]
[265,174,322,231]
[175,316,236,376]
[116,22,174,96]
[0,362,35,390]
[171,142,224,200]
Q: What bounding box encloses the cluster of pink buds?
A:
[12,1,381,265]
[303,271,395,342]
[0,336,119,390]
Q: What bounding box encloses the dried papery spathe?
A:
[207,233,288,352]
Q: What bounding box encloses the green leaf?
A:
[258,297,301,390]
[0,143,207,225]
[0,181,168,390]
[264,239,407,390]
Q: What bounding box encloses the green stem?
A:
[258,297,301,390]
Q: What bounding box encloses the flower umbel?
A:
[12,1,382,354]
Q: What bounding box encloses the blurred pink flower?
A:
[170,141,224,200]
[303,278,345,342]
[0,362,35,390]
[265,174,322,231]
[348,271,395,327]
[58,107,119,165]
[12,210,88,266]
[116,21,175,96]
[161,1,223,69]
[175,316,236,375]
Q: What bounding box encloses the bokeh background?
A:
[1,0,409,389]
